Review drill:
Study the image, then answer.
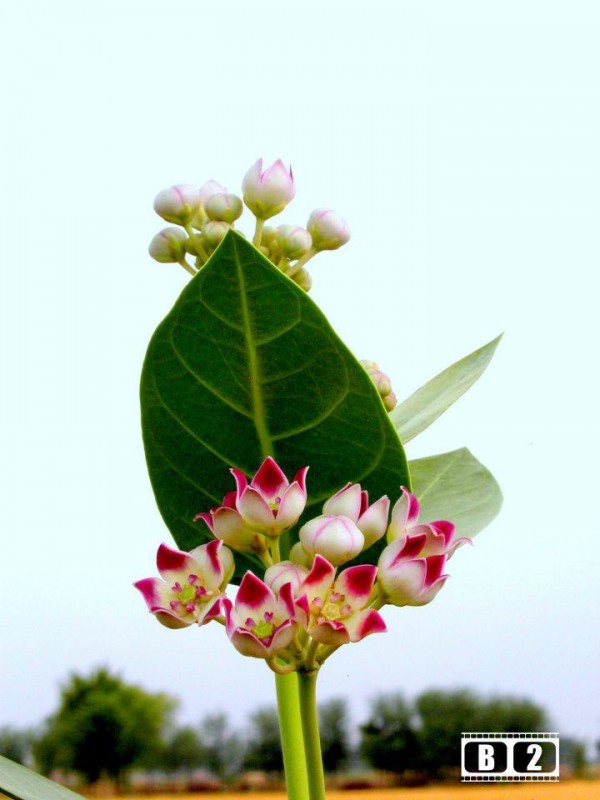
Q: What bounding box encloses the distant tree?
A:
[415,689,482,776]
[359,693,421,773]
[242,707,283,772]
[560,737,588,777]
[319,699,350,773]
[159,725,205,773]
[476,696,548,733]
[201,713,243,779]
[33,667,176,787]
[0,727,34,765]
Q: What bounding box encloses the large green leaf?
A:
[0,757,85,800]
[409,448,502,539]
[141,231,409,579]
[390,335,502,443]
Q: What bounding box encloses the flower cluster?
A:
[135,459,467,674]
[148,159,350,291]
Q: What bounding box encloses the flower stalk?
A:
[298,669,327,800]
[275,672,310,800]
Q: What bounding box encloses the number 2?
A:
[527,743,542,771]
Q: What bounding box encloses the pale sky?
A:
[1,0,599,750]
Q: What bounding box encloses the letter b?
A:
[479,744,495,770]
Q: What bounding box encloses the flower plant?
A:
[137,159,503,800]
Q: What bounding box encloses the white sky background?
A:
[1,0,599,748]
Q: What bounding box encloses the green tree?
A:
[0,727,34,765]
[476,695,548,732]
[201,712,242,779]
[33,667,176,787]
[242,707,283,773]
[158,725,205,773]
[359,693,421,773]
[319,699,350,773]
[416,689,481,776]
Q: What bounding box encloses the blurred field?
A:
[109,782,600,800]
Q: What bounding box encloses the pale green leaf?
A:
[0,756,85,800]
[409,448,502,538]
[391,335,502,443]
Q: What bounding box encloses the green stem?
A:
[177,259,197,277]
[275,672,310,800]
[286,247,316,278]
[253,217,265,248]
[298,670,326,800]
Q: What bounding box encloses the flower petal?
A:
[237,487,275,531]
[235,572,277,621]
[230,468,248,499]
[323,483,362,520]
[309,619,350,647]
[251,456,289,501]
[301,554,336,603]
[156,543,200,583]
[357,495,390,548]
[379,559,427,606]
[275,481,307,530]
[211,507,263,552]
[343,608,387,642]
[335,564,377,608]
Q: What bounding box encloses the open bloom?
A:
[196,458,308,547]
[322,483,390,549]
[223,573,298,659]
[134,540,234,629]
[242,158,295,219]
[378,489,469,606]
[297,555,386,646]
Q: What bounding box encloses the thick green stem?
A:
[275,672,310,800]
[298,670,326,800]
[253,217,265,248]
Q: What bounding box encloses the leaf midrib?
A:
[233,236,274,459]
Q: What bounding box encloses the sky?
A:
[1,0,599,751]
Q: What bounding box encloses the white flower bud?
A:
[292,268,312,292]
[242,158,295,220]
[277,225,312,260]
[148,227,188,263]
[202,221,231,248]
[205,192,243,223]
[307,209,350,251]
[299,515,364,567]
[153,184,202,225]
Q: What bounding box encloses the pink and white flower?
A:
[322,483,390,550]
[297,555,387,646]
[134,540,234,629]
[223,573,298,659]
[299,515,364,566]
[148,227,188,263]
[378,489,469,607]
[242,158,296,219]
[196,457,308,546]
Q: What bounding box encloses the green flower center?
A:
[252,619,275,639]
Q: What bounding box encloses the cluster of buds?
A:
[360,360,398,412]
[136,459,468,674]
[148,159,350,290]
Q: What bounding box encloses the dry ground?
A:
[109,782,600,800]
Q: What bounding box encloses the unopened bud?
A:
[360,360,392,396]
[242,158,295,220]
[292,268,312,292]
[277,225,312,260]
[148,227,188,263]
[154,184,201,225]
[290,542,311,568]
[299,515,364,567]
[205,192,243,223]
[307,209,350,251]
[264,561,309,597]
[198,180,227,205]
[202,220,230,248]
[382,391,397,412]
